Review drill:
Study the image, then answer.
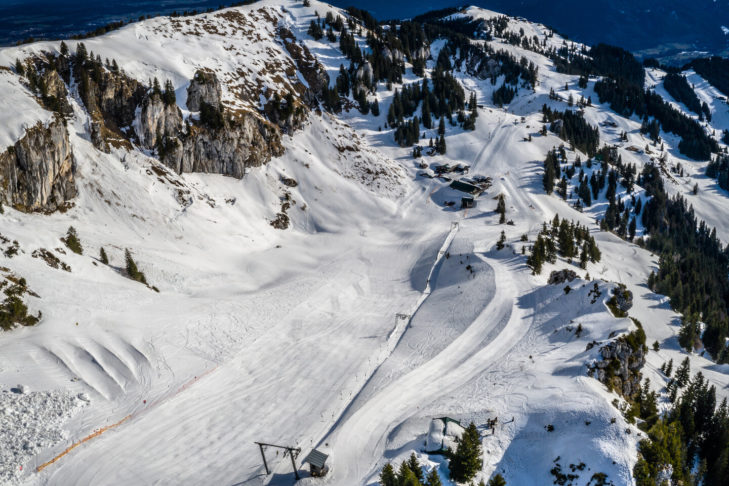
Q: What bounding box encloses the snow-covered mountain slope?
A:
[1,1,729,485]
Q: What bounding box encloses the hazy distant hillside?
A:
[463,0,729,62]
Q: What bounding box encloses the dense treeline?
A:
[663,73,710,120]
[311,8,481,145]
[638,163,729,361]
[541,105,599,157]
[634,361,729,486]
[526,215,600,274]
[594,79,717,160]
[540,41,717,161]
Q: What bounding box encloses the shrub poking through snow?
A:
[63,226,83,254]
[496,231,506,250]
[0,277,40,331]
[125,249,147,285]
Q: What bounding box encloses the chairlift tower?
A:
[254,441,302,480]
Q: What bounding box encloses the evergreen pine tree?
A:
[407,453,423,482]
[488,474,507,486]
[397,461,420,486]
[125,249,148,285]
[64,226,83,254]
[163,80,176,106]
[99,247,109,264]
[76,42,87,64]
[60,41,69,56]
[425,468,442,486]
[675,357,691,387]
[448,422,483,483]
[152,77,162,97]
[497,230,506,250]
[496,194,506,224]
[379,463,397,486]
[437,133,447,155]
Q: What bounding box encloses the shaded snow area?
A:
[0,388,83,484]
[1,0,729,485]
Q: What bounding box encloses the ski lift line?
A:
[36,364,219,473]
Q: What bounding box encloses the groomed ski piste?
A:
[1,1,729,484]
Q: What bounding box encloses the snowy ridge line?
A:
[36,364,219,474]
[313,221,460,452]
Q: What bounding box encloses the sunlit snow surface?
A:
[0,1,727,485]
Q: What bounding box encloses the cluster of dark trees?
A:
[663,73,711,120]
[634,360,729,486]
[151,77,176,106]
[311,7,479,146]
[638,163,729,361]
[526,215,600,274]
[706,154,729,192]
[379,453,442,486]
[541,105,600,157]
[539,42,717,161]
[492,83,516,107]
[378,421,501,486]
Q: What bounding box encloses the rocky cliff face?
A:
[589,329,647,399]
[135,70,282,179]
[164,117,281,178]
[136,94,184,149]
[0,116,75,212]
[75,60,146,150]
[186,70,221,112]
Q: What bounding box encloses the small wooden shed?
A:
[461,197,476,209]
[303,448,329,477]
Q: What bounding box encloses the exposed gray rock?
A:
[136,94,184,149]
[75,61,146,137]
[0,116,76,212]
[186,69,221,112]
[590,333,646,399]
[548,269,578,285]
[163,115,282,178]
[135,71,282,178]
[40,69,73,116]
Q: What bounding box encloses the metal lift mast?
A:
[254,442,302,481]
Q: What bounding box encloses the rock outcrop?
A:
[589,328,647,399]
[40,69,73,116]
[75,60,146,150]
[165,115,282,178]
[186,69,221,112]
[137,73,282,178]
[608,285,634,316]
[136,94,184,149]
[0,116,76,212]
[548,269,578,285]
